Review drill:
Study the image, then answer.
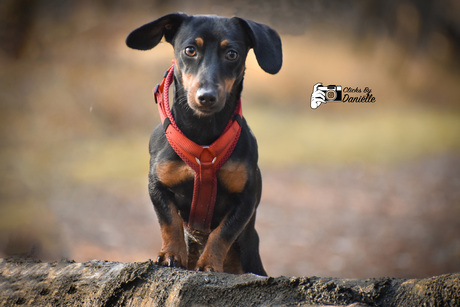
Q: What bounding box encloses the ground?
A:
[1,258,459,306]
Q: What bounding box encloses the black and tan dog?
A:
[126,13,282,276]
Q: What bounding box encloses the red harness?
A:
[153,64,243,233]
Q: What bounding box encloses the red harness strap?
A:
[153,64,243,233]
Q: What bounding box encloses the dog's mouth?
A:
[188,99,225,117]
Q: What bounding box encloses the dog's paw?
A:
[196,265,217,272]
[195,259,223,273]
[155,251,185,268]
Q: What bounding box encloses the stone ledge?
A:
[0,258,458,306]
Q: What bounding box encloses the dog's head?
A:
[127,13,282,116]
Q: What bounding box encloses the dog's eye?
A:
[225,50,238,61]
[184,46,197,57]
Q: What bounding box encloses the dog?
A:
[126,13,282,276]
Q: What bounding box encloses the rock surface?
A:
[0,258,458,306]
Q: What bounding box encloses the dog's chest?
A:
[155,160,248,193]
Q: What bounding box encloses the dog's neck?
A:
[171,76,243,145]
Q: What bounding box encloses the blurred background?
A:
[1,0,459,278]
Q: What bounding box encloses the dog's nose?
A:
[196,88,217,106]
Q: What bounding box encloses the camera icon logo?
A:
[311,83,342,109]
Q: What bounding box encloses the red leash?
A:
[154,64,243,233]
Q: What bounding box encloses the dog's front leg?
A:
[153,199,188,268]
[195,195,257,272]
[194,222,231,272]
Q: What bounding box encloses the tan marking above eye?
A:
[156,161,194,186]
[220,40,229,48]
[218,161,248,193]
[195,37,204,47]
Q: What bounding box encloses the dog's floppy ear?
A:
[235,18,283,74]
[126,13,188,50]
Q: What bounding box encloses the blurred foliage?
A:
[247,107,460,167]
[0,0,459,277]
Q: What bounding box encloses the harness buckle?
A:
[194,157,217,165]
[195,146,217,165]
